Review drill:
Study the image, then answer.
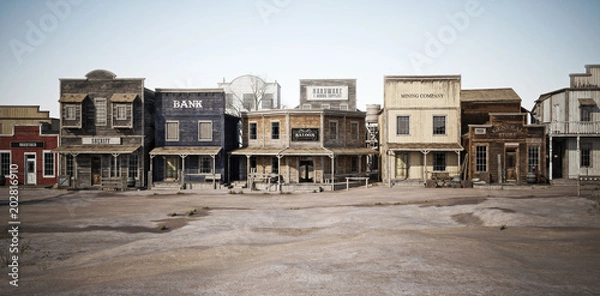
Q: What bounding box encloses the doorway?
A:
[165,156,179,181]
[505,147,518,182]
[299,160,313,183]
[91,156,101,186]
[25,153,36,185]
[395,153,408,179]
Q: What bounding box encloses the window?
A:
[199,156,212,174]
[321,104,330,109]
[115,104,128,120]
[262,94,273,109]
[271,121,280,139]
[581,146,591,167]
[329,121,338,140]
[0,152,10,176]
[475,146,487,172]
[351,156,359,173]
[95,98,107,126]
[65,106,77,120]
[302,104,312,109]
[433,153,446,171]
[129,154,138,178]
[271,157,279,174]
[166,121,179,141]
[351,122,359,140]
[66,154,74,176]
[43,152,55,177]
[340,103,349,111]
[249,122,257,140]
[581,106,592,122]
[198,121,213,141]
[250,157,257,170]
[433,115,446,135]
[243,94,254,110]
[396,116,409,135]
[528,146,540,171]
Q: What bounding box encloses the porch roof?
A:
[230,147,284,156]
[329,147,378,155]
[387,143,463,151]
[59,93,88,103]
[280,147,333,156]
[150,146,221,156]
[53,145,140,154]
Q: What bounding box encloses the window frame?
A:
[129,154,139,179]
[433,115,446,135]
[396,115,410,135]
[249,122,258,140]
[581,105,592,122]
[581,146,591,167]
[95,97,107,126]
[0,151,11,176]
[64,105,77,120]
[433,152,446,172]
[165,120,180,142]
[475,145,488,172]
[321,103,330,109]
[528,145,540,172]
[329,120,338,140]
[351,121,360,140]
[199,156,212,174]
[43,151,55,178]
[198,120,213,142]
[271,121,280,140]
[114,104,128,121]
[339,103,349,111]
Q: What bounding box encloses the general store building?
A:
[149,88,239,189]
[54,70,155,189]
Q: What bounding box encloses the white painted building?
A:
[218,75,281,117]
[532,65,600,179]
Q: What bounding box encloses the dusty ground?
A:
[1,183,600,295]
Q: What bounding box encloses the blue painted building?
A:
[149,88,239,189]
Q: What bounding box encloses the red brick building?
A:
[0,125,59,186]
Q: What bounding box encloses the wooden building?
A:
[0,124,59,186]
[532,65,600,179]
[464,113,546,184]
[461,88,522,135]
[380,75,463,185]
[54,70,155,189]
[0,105,58,135]
[149,88,239,189]
[299,79,357,110]
[231,109,375,190]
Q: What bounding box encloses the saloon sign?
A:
[292,128,319,141]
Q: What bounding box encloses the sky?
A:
[0,0,599,117]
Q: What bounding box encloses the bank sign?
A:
[307,86,348,101]
[292,128,319,141]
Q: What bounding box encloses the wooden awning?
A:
[59,93,88,103]
[110,93,138,103]
[54,145,140,154]
[230,147,284,156]
[579,98,597,106]
[329,147,378,155]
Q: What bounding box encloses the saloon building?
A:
[532,64,600,179]
[380,75,463,185]
[54,70,155,189]
[231,79,375,190]
[0,124,59,186]
[149,88,239,189]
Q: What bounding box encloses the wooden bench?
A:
[345,176,370,191]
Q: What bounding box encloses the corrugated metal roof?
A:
[387,143,463,151]
[54,145,140,154]
[150,146,221,156]
[59,93,88,103]
[461,88,521,103]
[109,93,138,103]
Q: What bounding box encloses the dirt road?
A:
[2,184,599,295]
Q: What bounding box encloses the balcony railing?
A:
[547,121,600,135]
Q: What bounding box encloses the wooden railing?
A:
[547,121,600,135]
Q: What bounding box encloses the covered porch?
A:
[149,146,222,190]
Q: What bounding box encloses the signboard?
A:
[307,86,348,101]
[292,128,319,141]
[11,142,44,148]
[400,93,444,99]
[81,137,121,145]
[474,128,486,135]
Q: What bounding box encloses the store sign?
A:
[292,128,319,141]
[307,86,348,101]
[11,142,44,148]
[173,100,203,109]
[82,137,121,145]
[400,93,444,99]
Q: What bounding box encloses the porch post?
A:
[277,155,282,191]
[548,135,553,181]
[149,155,154,188]
[246,155,251,189]
[456,151,460,177]
[112,153,119,178]
[180,155,186,189]
[330,154,335,191]
[422,151,430,181]
[211,155,216,189]
[577,135,581,176]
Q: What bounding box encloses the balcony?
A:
[546,121,600,135]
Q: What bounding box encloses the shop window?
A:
[396,116,409,135]
[166,121,179,142]
[198,121,213,141]
[199,156,212,174]
[95,98,107,126]
[475,146,487,172]
[0,152,11,176]
[581,146,591,167]
[329,121,338,140]
[249,122,257,140]
[271,121,280,140]
[433,115,446,135]
[433,153,446,171]
[43,152,55,177]
[129,154,138,178]
[351,122,359,140]
[528,146,540,171]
